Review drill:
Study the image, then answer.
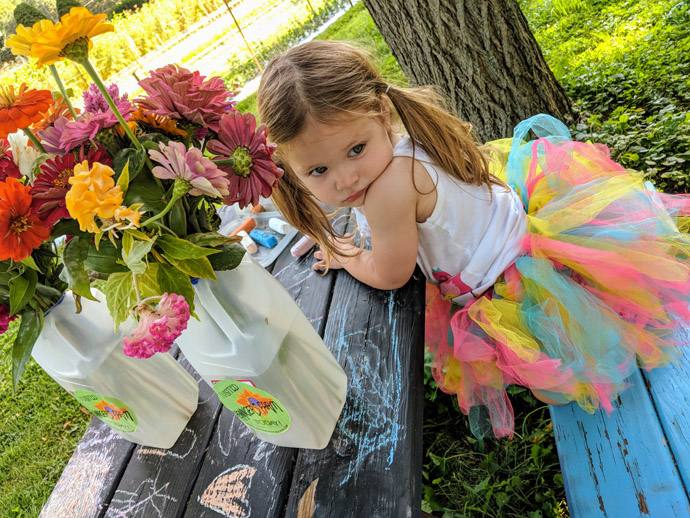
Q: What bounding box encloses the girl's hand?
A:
[313,249,345,270]
[312,235,354,271]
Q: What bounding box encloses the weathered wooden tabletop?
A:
[39,228,426,518]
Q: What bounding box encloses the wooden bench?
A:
[39,224,426,517]
[550,338,690,516]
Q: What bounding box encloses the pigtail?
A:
[385,85,507,192]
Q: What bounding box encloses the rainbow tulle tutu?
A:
[426,114,690,439]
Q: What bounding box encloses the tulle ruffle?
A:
[426,114,690,439]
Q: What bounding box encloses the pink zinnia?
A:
[31,145,111,226]
[148,141,230,198]
[136,65,234,132]
[37,116,70,155]
[123,293,190,359]
[206,111,284,209]
[0,304,19,335]
[83,83,128,114]
[0,139,21,181]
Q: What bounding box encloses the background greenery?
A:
[1,0,687,516]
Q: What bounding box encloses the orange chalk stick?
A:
[250,204,265,213]
[229,216,256,236]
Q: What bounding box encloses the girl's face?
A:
[283,113,397,208]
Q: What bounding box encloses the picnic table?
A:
[39,223,426,518]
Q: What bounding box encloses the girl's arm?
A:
[314,157,421,290]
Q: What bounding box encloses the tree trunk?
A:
[362,0,572,142]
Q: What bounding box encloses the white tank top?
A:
[393,136,527,306]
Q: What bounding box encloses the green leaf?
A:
[84,240,129,274]
[137,263,162,300]
[104,271,134,331]
[59,236,97,300]
[20,255,41,272]
[123,167,166,213]
[122,239,154,275]
[168,201,187,237]
[208,244,245,271]
[9,268,38,316]
[12,308,44,389]
[188,232,240,248]
[157,234,219,260]
[157,263,195,314]
[113,147,146,181]
[121,230,133,257]
[50,218,83,239]
[163,255,217,281]
[117,159,130,196]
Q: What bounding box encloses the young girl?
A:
[257,40,690,438]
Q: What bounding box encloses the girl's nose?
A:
[336,168,359,190]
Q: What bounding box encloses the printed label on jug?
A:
[74,390,138,433]
[213,380,290,434]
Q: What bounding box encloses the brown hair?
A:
[257,40,504,262]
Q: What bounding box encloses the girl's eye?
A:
[309,166,327,177]
[349,144,365,156]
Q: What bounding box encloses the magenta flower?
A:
[135,65,234,131]
[0,139,22,181]
[37,116,70,155]
[83,83,128,114]
[123,293,190,359]
[0,304,18,335]
[148,141,230,198]
[31,145,111,226]
[206,111,283,209]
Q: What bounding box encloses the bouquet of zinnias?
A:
[1,6,283,386]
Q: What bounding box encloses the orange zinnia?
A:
[0,178,50,262]
[0,84,54,139]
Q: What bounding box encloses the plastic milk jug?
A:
[177,255,347,449]
[31,291,199,449]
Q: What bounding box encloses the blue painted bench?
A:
[550,334,690,516]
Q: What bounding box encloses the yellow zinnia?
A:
[6,19,54,58]
[31,7,113,67]
[66,161,124,233]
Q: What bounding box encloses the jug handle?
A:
[194,279,247,342]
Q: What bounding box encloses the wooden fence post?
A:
[221,0,263,73]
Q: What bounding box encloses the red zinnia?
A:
[0,138,21,181]
[0,84,54,139]
[206,111,283,209]
[0,177,50,262]
[31,145,111,226]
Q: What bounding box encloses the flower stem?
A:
[132,273,142,305]
[48,65,78,120]
[141,193,182,227]
[79,59,142,151]
[22,128,46,154]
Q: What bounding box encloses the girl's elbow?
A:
[376,268,414,290]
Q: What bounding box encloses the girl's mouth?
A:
[345,188,366,203]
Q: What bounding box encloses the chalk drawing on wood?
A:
[297,478,318,518]
[198,465,257,517]
[109,477,177,517]
[136,427,197,460]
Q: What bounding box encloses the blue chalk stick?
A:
[249,229,278,248]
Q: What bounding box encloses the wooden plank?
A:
[284,266,426,517]
[183,232,341,517]
[550,368,690,517]
[103,357,220,518]
[39,419,135,518]
[642,331,690,491]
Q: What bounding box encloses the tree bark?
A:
[362,0,573,141]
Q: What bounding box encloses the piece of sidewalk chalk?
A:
[250,204,265,213]
[290,235,316,257]
[249,229,278,248]
[229,216,256,236]
[237,230,258,254]
[268,217,293,234]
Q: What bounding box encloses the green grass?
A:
[0,322,91,517]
